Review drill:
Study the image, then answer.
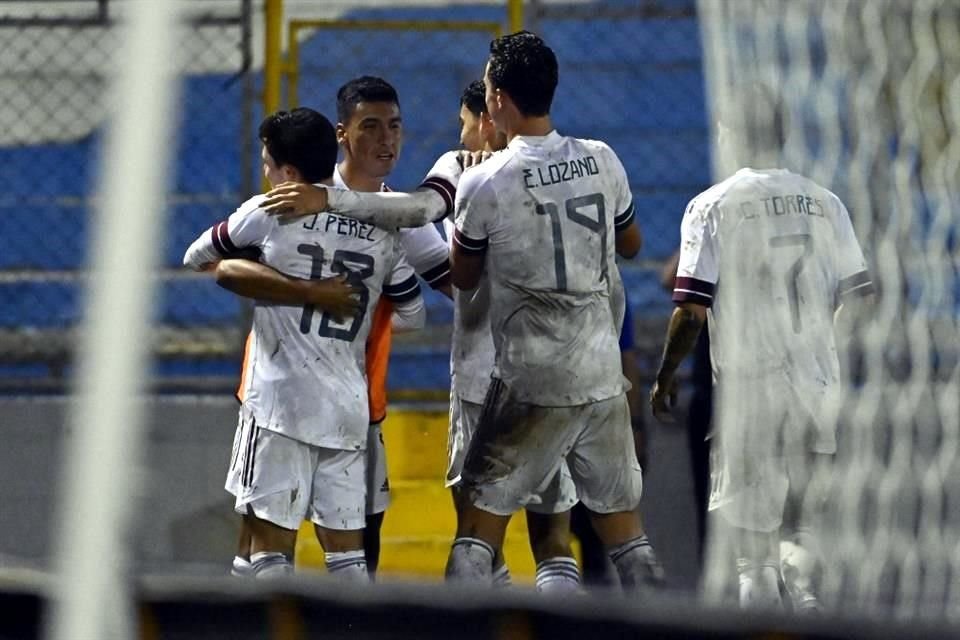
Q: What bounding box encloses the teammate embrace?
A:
[186,32,662,592]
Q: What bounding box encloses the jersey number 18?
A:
[297,244,373,341]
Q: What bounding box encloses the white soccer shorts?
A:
[447,392,577,514]
[461,380,641,516]
[226,411,366,531]
[708,375,834,533]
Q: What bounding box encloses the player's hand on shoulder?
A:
[649,376,678,424]
[306,274,361,323]
[262,182,328,221]
[457,149,493,170]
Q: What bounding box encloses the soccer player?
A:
[446,31,661,591]
[649,113,875,609]
[449,80,578,592]
[183,107,425,580]
[262,81,576,591]
[262,74,651,591]
[214,77,451,579]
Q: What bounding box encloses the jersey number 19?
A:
[535,192,608,291]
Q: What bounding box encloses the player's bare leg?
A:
[451,485,511,587]
[779,453,829,613]
[445,505,510,584]
[314,525,368,582]
[589,509,664,592]
[231,515,254,577]
[526,510,580,594]
[246,512,297,578]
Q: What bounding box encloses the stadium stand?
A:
[0,0,707,391]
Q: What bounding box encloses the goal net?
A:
[698,0,960,621]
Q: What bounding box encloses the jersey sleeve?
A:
[604,144,636,233]
[832,196,874,300]
[182,196,270,270]
[416,150,463,221]
[672,194,718,307]
[400,225,451,289]
[453,169,494,256]
[324,151,463,228]
[382,252,423,304]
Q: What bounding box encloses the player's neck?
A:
[337,161,383,193]
[505,115,553,144]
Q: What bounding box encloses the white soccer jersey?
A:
[455,131,636,406]
[443,215,496,403]
[324,150,462,228]
[183,194,421,450]
[674,167,873,390]
[332,165,451,288]
[411,151,495,403]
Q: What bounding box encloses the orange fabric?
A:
[235,330,253,403]
[365,300,394,423]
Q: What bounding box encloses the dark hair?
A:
[487,31,557,117]
[258,108,337,183]
[336,75,400,124]
[460,80,487,117]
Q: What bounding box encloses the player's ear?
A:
[281,165,300,183]
[479,112,495,143]
[336,122,348,148]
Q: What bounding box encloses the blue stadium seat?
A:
[553,68,706,130]
[0,205,88,270]
[0,279,242,328]
[541,17,702,65]
[0,138,97,199]
[386,344,451,390]
[171,74,245,195]
[0,282,81,328]
[160,278,245,326]
[632,190,693,258]
[421,286,453,325]
[620,265,673,317]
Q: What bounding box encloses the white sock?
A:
[780,536,823,613]
[231,555,252,578]
[535,557,581,594]
[249,551,293,579]
[738,561,783,610]
[445,537,495,584]
[607,535,664,591]
[324,550,368,582]
[492,563,512,589]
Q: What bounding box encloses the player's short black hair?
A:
[258,107,337,183]
[336,75,400,124]
[460,80,487,117]
[487,31,558,117]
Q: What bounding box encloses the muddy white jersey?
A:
[443,216,496,404]
[332,164,451,287]
[674,167,873,389]
[184,194,421,450]
[454,131,636,406]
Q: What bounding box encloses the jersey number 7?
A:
[297,244,374,341]
[769,233,812,333]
